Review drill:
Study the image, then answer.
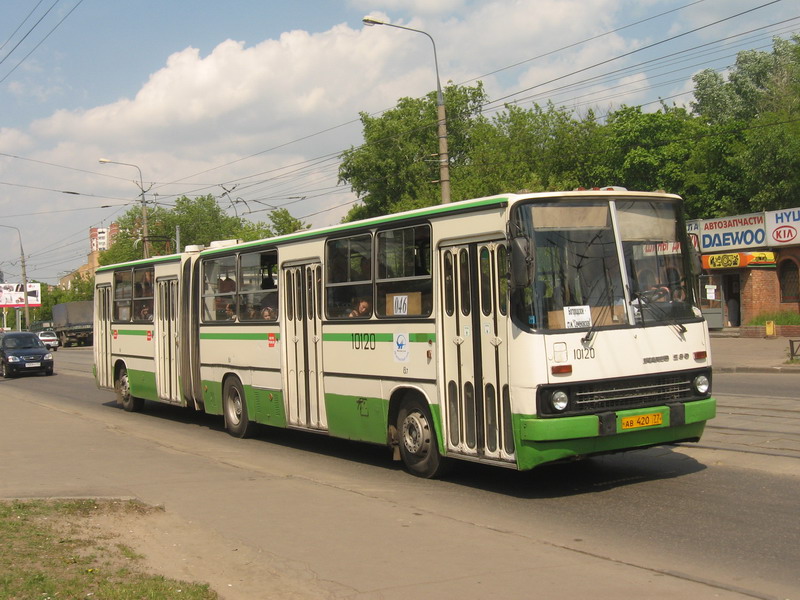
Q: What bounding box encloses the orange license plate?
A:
[621,412,663,430]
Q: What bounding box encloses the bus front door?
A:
[155,278,180,403]
[441,242,515,464]
[284,263,326,430]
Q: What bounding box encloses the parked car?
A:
[37,330,59,351]
[0,331,54,377]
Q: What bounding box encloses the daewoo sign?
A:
[700,214,765,252]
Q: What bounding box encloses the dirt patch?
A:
[66,500,335,600]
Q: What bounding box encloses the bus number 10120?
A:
[352,333,377,350]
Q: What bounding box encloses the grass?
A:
[0,499,218,600]
[747,311,800,326]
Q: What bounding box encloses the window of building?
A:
[326,234,373,318]
[779,259,799,302]
[376,225,432,318]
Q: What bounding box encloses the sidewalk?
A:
[710,332,800,374]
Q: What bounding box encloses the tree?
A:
[461,102,606,196]
[683,122,747,218]
[339,83,488,220]
[692,36,800,124]
[599,104,698,195]
[98,195,304,265]
[267,208,309,236]
[689,36,800,215]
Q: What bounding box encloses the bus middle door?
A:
[283,263,326,430]
[155,278,180,403]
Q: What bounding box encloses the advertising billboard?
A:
[0,283,42,307]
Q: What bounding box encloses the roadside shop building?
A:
[688,208,800,329]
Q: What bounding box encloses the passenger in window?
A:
[139,304,153,321]
[349,298,371,318]
[225,303,237,320]
[219,276,236,293]
[261,306,277,320]
[141,271,154,296]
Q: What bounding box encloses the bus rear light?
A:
[694,350,707,360]
[551,364,572,375]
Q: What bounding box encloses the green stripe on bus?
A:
[322,333,435,343]
[200,332,281,341]
[409,333,436,343]
[116,329,151,336]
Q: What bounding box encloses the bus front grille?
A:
[537,369,709,417]
[573,374,692,412]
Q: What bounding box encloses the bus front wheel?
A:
[223,377,254,438]
[397,398,448,479]
[116,367,144,412]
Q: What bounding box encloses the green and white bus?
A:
[93,189,716,477]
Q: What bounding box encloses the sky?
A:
[0,0,797,286]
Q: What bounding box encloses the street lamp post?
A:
[363,16,451,204]
[0,224,30,328]
[99,158,151,258]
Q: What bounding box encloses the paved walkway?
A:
[710,332,800,374]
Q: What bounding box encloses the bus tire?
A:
[116,366,144,412]
[397,397,448,479]
[223,377,254,438]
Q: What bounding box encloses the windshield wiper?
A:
[629,288,687,335]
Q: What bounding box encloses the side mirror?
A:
[511,237,533,287]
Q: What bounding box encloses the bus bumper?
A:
[514,397,716,471]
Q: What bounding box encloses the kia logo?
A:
[773,225,797,243]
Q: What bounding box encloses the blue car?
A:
[0,332,54,378]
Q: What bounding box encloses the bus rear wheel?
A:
[397,398,448,479]
[116,367,144,412]
[223,377,254,438]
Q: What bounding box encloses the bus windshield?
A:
[512,197,698,331]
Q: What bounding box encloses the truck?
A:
[52,301,93,347]
[28,320,54,333]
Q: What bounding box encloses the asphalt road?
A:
[1,347,798,600]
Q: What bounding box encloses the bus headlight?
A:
[551,390,569,412]
[693,374,710,395]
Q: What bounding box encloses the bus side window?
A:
[202,255,237,322]
[375,224,432,318]
[326,234,373,319]
[113,269,133,322]
[239,249,278,321]
[132,268,154,321]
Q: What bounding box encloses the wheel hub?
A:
[402,411,429,455]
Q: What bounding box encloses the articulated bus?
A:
[93,189,716,478]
